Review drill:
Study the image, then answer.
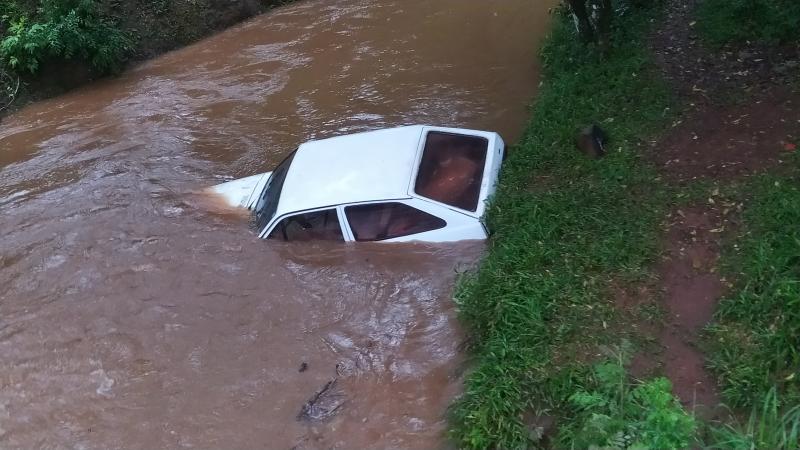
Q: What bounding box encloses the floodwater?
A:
[0,0,555,448]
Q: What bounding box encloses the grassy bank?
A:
[707,162,800,411]
[447,0,800,447]
[448,4,697,449]
[0,0,291,115]
[702,153,800,449]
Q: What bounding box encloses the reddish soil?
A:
[651,0,800,182]
[656,87,800,182]
[657,206,729,415]
[616,205,733,415]
[637,0,799,413]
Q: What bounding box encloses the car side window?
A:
[268,209,343,242]
[414,131,488,212]
[344,202,446,242]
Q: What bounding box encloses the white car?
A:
[211,125,505,243]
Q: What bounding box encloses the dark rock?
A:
[576,124,608,159]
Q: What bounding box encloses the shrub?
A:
[556,346,698,449]
[0,0,132,74]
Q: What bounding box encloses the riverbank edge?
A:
[445,3,705,448]
[448,0,800,448]
[0,0,294,120]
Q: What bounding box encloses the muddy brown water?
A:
[0,1,555,448]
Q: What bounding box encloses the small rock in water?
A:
[299,362,308,373]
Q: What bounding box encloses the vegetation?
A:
[557,345,697,449]
[1,0,132,74]
[448,3,688,448]
[696,0,800,46]
[563,0,653,50]
[0,0,292,115]
[564,0,615,46]
[0,0,290,82]
[709,388,800,450]
[706,161,800,409]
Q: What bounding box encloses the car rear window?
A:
[414,131,488,212]
[345,202,446,242]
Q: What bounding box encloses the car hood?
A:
[209,172,272,209]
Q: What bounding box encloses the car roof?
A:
[272,125,501,219]
[274,126,425,218]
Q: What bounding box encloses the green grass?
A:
[706,158,800,410]
[556,343,698,449]
[447,4,688,449]
[708,388,800,450]
[696,0,800,47]
[0,0,295,77]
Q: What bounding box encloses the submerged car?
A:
[211,125,505,243]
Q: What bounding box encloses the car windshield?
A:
[253,150,296,231]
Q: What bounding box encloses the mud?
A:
[657,207,727,415]
[0,0,557,448]
[651,0,800,181]
[656,87,800,181]
[621,206,729,415]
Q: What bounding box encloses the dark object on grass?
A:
[576,124,608,159]
[299,362,308,372]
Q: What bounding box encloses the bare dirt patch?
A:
[656,88,800,181]
[616,205,733,417]
[650,0,800,182]
[657,206,727,416]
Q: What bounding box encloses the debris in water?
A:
[297,378,346,422]
[298,362,308,373]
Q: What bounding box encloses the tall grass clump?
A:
[448,3,684,449]
[707,160,800,410]
[709,388,800,450]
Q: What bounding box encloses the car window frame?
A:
[407,128,497,219]
[252,149,298,231]
[338,198,462,242]
[259,205,349,242]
